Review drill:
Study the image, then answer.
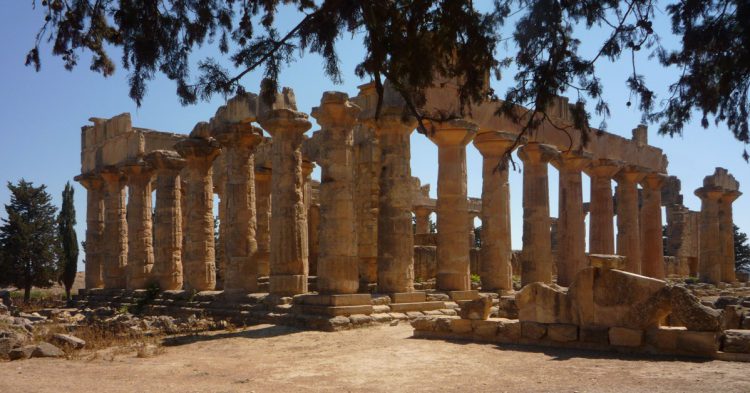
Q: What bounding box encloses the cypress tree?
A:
[58,181,79,300]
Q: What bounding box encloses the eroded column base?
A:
[270,274,308,296]
[437,273,471,292]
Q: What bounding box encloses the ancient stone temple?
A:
[75,80,744,349]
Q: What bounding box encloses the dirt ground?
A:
[1,323,749,393]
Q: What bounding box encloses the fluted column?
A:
[552,150,591,286]
[615,167,646,274]
[427,119,478,291]
[145,150,185,290]
[518,142,559,286]
[255,167,272,277]
[214,123,263,292]
[122,161,155,289]
[301,160,317,276]
[75,174,105,289]
[719,190,741,282]
[414,206,431,235]
[473,131,516,292]
[259,109,312,296]
[311,92,361,294]
[584,159,621,254]
[640,173,666,279]
[214,173,227,288]
[100,167,128,289]
[175,136,221,291]
[371,114,417,293]
[695,186,724,284]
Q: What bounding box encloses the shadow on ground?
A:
[162,324,302,347]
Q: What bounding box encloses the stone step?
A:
[389,301,445,313]
[294,304,374,317]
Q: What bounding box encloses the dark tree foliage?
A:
[26,0,750,158]
[0,180,59,303]
[57,181,78,300]
[735,224,750,271]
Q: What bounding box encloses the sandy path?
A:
[1,323,748,393]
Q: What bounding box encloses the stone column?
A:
[259,109,312,296]
[214,174,227,288]
[122,161,155,289]
[719,190,741,282]
[473,131,516,292]
[145,150,186,290]
[213,123,263,292]
[100,167,128,289]
[75,174,105,289]
[517,142,559,286]
[614,167,646,274]
[311,91,361,294]
[468,212,477,248]
[307,202,320,276]
[175,136,221,291]
[414,206,432,235]
[695,186,724,284]
[427,119,478,291]
[371,114,417,294]
[255,167,272,277]
[584,159,621,254]
[640,173,666,279]
[552,150,591,286]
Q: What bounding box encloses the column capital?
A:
[212,122,264,150]
[695,186,725,201]
[144,150,186,173]
[301,160,315,177]
[100,166,125,183]
[584,158,623,178]
[517,142,559,164]
[258,108,312,136]
[121,159,155,179]
[413,205,434,215]
[473,131,521,157]
[614,165,648,184]
[311,92,362,129]
[720,190,742,204]
[639,172,667,190]
[425,119,478,147]
[75,173,104,190]
[552,149,592,171]
[174,137,222,163]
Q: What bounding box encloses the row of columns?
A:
[695,187,741,284]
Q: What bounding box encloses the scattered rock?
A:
[722,330,750,353]
[459,296,493,320]
[32,342,64,358]
[9,345,35,361]
[0,337,20,359]
[670,286,721,331]
[52,333,86,349]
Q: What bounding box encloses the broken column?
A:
[640,172,666,279]
[720,190,741,282]
[175,125,221,291]
[695,186,724,284]
[427,119,478,291]
[259,89,312,296]
[584,159,621,254]
[75,173,105,289]
[552,150,591,287]
[122,160,156,289]
[145,150,185,290]
[311,91,362,294]
[473,131,516,292]
[213,123,263,292]
[255,166,272,277]
[614,166,646,274]
[414,206,432,235]
[100,167,128,289]
[518,142,559,286]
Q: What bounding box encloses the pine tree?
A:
[0,180,59,303]
[57,181,79,300]
[735,225,750,272]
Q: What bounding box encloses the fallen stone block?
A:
[516,283,573,324]
[9,345,35,361]
[521,321,547,340]
[722,330,750,354]
[670,286,721,331]
[548,324,578,342]
[450,318,473,334]
[496,319,521,340]
[52,333,86,349]
[459,296,492,320]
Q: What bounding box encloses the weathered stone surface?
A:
[615,167,646,274]
[640,173,666,279]
[548,324,578,342]
[521,321,547,340]
[496,318,522,339]
[675,331,719,356]
[723,329,750,353]
[9,345,35,361]
[584,159,621,255]
[32,342,64,358]
[608,327,643,347]
[516,282,573,324]
[411,316,437,331]
[459,297,492,320]
[450,318,473,334]
[579,326,609,344]
[568,267,668,329]
[75,174,105,289]
[0,337,20,359]
[669,286,721,331]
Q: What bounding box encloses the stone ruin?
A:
[73,80,749,360]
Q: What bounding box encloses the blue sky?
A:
[0,3,747,271]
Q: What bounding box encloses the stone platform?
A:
[74,289,518,332]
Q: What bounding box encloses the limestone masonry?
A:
[74,80,749,360]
